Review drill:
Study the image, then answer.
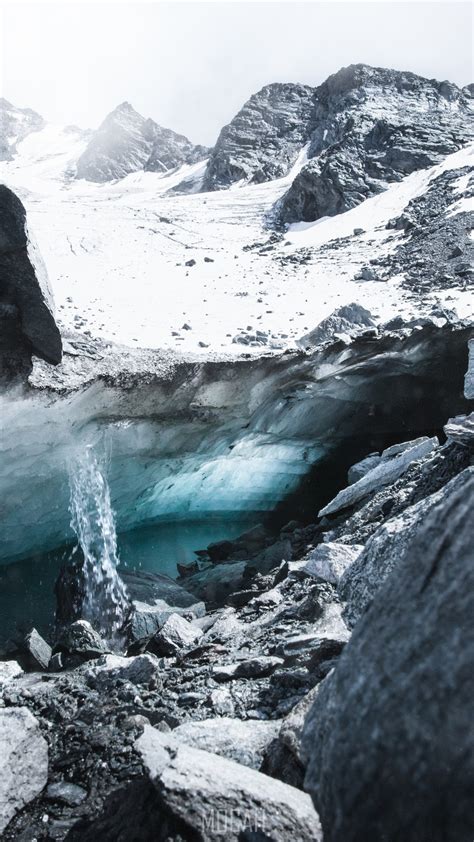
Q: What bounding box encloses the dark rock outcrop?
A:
[278,64,473,224]
[76,102,208,182]
[0,185,62,380]
[202,83,316,191]
[303,468,474,842]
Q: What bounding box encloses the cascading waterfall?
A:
[68,445,129,640]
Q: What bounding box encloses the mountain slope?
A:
[202,83,316,190]
[193,64,473,228]
[0,98,45,161]
[76,102,208,182]
[278,64,474,224]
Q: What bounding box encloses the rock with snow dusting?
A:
[84,653,161,687]
[0,707,48,833]
[135,725,322,840]
[319,436,439,517]
[0,97,44,161]
[202,82,315,190]
[172,717,280,769]
[279,64,474,224]
[297,303,375,349]
[303,466,474,842]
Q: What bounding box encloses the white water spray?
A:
[68,445,129,640]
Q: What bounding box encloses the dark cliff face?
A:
[201,83,317,191]
[277,64,474,224]
[76,102,208,182]
[0,185,62,381]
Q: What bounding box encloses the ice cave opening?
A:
[0,323,471,644]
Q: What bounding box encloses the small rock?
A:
[45,781,87,806]
[149,613,203,656]
[23,628,52,671]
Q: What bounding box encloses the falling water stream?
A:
[68,446,129,640]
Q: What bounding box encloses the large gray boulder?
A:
[0,707,48,833]
[339,468,474,628]
[297,303,375,349]
[0,185,62,378]
[303,468,474,842]
[136,725,322,840]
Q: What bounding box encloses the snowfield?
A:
[1,127,473,355]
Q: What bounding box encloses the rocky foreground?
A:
[1,340,473,839]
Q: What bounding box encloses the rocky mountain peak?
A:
[198,63,473,201]
[0,98,45,161]
[316,62,467,105]
[201,81,316,191]
[277,64,473,225]
[76,103,208,182]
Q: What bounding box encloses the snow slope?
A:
[0,127,472,355]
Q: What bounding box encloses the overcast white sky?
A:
[0,1,472,145]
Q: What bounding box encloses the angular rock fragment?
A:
[0,707,48,833]
[172,717,280,769]
[135,725,322,840]
[319,436,438,516]
[23,628,52,671]
[149,613,203,656]
[213,655,284,682]
[292,542,363,584]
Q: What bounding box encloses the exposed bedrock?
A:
[302,467,474,842]
[277,64,473,224]
[0,184,62,380]
[0,322,471,564]
[201,82,316,191]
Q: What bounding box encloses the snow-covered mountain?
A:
[0,98,45,160]
[199,64,473,223]
[75,101,208,182]
[0,64,472,358]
